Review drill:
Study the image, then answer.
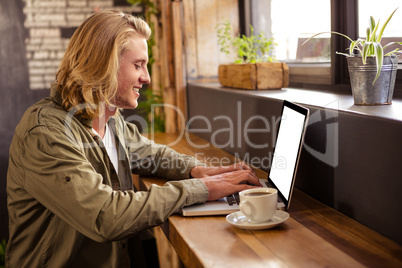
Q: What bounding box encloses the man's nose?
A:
[140,69,151,84]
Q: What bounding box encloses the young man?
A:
[6,10,260,267]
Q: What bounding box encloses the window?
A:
[358,1,402,63]
[242,0,402,91]
[271,0,331,63]
[358,1,402,38]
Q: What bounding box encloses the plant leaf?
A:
[373,42,384,85]
[370,19,380,42]
[353,39,365,56]
[366,27,371,41]
[384,42,402,56]
[369,16,376,32]
[362,42,371,63]
[301,31,353,46]
[349,40,358,56]
[377,8,398,42]
[385,49,402,56]
[383,42,402,50]
[335,52,351,57]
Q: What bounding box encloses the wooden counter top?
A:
[135,132,402,267]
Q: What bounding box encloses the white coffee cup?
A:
[239,188,278,223]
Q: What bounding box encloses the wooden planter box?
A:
[218,62,289,90]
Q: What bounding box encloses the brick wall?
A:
[22,0,143,90]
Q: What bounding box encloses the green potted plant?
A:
[127,0,165,132]
[303,8,402,105]
[216,20,289,90]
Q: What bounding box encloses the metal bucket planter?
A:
[347,55,398,105]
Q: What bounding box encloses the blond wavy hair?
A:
[54,10,151,119]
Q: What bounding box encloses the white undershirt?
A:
[92,124,119,174]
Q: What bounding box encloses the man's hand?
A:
[196,168,263,201]
[190,162,255,178]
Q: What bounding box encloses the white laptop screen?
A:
[269,102,308,205]
[181,100,309,216]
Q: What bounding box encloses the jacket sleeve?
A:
[16,123,208,242]
[120,118,207,179]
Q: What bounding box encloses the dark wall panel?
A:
[187,83,402,245]
[0,0,49,240]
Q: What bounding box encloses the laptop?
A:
[182,100,310,216]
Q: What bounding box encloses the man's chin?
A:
[125,103,138,110]
[115,102,138,110]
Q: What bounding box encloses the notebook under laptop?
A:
[181,100,310,216]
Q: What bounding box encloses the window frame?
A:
[240,0,402,95]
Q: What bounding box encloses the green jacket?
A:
[6,89,208,267]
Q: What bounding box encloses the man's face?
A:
[113,36,150,109]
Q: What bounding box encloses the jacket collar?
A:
[50,85,93,129]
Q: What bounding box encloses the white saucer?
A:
[226,210,289,230]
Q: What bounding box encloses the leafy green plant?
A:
[303,7,402,84]
[136,87,165,133]
[127,0,165,132]
[216,20,277,64]
[0,239,6,268]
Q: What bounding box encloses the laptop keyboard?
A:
[226,192,240,206]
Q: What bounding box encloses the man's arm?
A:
[14,125,208,242]
[122,119,205,179]
[122,119,262,200]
